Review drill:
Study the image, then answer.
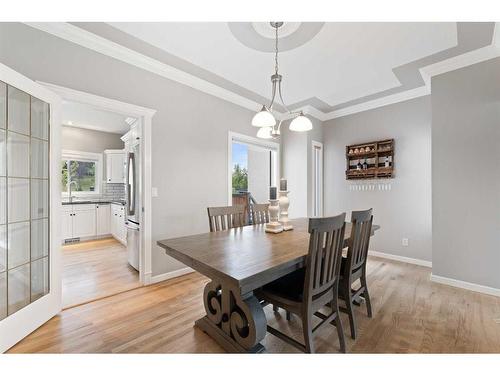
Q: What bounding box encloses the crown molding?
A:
[25,22,264,114]
[24,22,500,123]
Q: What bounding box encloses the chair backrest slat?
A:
[304,213,346,301]
[346,209,373,274]
[251,203,270,225]
[207,205,246,232]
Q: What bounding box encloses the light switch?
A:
[152,187,158,197]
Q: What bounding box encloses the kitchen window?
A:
[61,150,102,196]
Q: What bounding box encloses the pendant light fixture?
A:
[252,22,313,139]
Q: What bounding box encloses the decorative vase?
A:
[265,199,283,233]
[278,191,293,231]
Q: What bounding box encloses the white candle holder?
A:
[278,191,293,231]
[265,199,283,233]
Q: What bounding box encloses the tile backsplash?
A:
[102,183,125,201]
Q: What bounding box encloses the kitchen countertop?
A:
[62,199,126,206]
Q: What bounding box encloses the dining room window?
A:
[228,132,279,205]
[61,150,102,195]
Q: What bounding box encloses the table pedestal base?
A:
[195,317,265,353]
[198,280,267,353]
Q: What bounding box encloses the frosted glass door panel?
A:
[0,272,6,320]
[8,178,30,222]
[31,97,49,140]
[31,257,48,302]
[7,86,30,135]
[8,222,30,270]
[7,132,30,178]
[0,225,5,272]
[31,179,49,220]
[8,263,30,315]
[0,81,6,129]
[31,218,48,260]
[0,129,6,176]
[31,138,49,179]
[1,83,50,322]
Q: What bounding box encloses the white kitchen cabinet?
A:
[61,206,73,240]
[104,150,126,184]
[72,204,97,239]
[96,203,111,236]
[111,203,126,245]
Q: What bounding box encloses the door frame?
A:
[37,82,157,286]
[227,131,280,206]
[0,63,62,353]
[311,140,324,217]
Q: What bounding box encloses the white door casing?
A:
[37,82,156,285]
[0,63,62,353]
[311,141,324,218]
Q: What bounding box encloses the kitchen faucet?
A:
[68,180,78,203]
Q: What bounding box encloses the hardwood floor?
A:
[62,238,140,308]
[9,255,500,353]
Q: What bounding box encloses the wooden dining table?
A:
[157,217,379,353]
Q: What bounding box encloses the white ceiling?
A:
[62,101,134,134]
[109,22,457,107]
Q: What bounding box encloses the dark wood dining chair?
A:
[338,208,373,340]
[207,205,246,232]
[256,213,347,353]
[251,203,270,224]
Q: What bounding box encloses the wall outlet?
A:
[402,238,409,247]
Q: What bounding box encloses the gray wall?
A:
[0,23,258,276]
[432,57,500,288]
[280,116,323,218]
[62,125,124,153]
[323,96,432,262]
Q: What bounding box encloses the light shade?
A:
[289,113,313,132]
[256,126,273,139]
[252,106,276,127]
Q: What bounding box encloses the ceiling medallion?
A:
[251,22,313,139]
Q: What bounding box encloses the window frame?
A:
[61,149,103,197]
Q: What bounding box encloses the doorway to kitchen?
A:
[41,82,155,308]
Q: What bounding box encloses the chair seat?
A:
[261,268,306,302]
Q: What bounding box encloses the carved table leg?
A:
[195,280,267,353]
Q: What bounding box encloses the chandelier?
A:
[252,22,313,139]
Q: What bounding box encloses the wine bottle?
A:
[384,156,390,168]
[363,158,368,170]
[356,159,362,171]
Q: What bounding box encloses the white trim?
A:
[368,250,432,268]
[25,22,500,122]
[420,44,500,87]
[0,63,62,353]
[25,23,263,114]
[430,274,500,297]
[227,131,280,206]
[311,140,323,217]
[38,82,157,287]
[150,267,195,284]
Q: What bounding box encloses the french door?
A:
[0,63,61,352]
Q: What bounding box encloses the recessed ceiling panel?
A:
[108,22,457,108]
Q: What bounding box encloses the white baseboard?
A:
[150,267,194,284]
[430,274,500,297]
[368,250,432,268]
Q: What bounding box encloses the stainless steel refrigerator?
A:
[125,141,140,270]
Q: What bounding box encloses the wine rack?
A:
[346,139,394,180]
